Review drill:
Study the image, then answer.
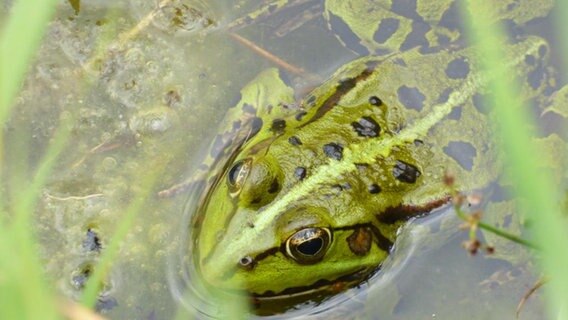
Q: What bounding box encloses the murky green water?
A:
[3,0,562,319]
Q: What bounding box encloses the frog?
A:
[158,0,558,308]
[159,37,553,303]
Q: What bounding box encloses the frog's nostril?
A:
[238,256,256,270]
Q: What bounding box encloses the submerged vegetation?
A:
[0,0,566,319]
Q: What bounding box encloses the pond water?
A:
[3,0,566,319]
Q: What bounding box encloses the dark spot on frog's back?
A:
[288,135,302,146]
[397,86,425,111]
[393,160,421,183]
[351,116,381,137]
[369,96,382,106]
[373,18,400,44]
[327,12,369,56]
[295,110,307,121]
[271,119,286,133]
[306,95,316,105]
[443,141,477,171]
[368,184,381,194]
[268,179,280,194]
[445,57,470,79]
[323,143,343,160]
[294,167,307,180]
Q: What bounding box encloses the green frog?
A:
[161,0,557,304]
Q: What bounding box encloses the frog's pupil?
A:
[297,238,324,256]
[286,227,331,263]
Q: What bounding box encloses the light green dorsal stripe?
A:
[215,71,487,272]
[254,72,486,230]
[213,40,539,273]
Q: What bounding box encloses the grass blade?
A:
[0,1,61,320]
[462,1,568,317]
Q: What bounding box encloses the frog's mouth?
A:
[251,266,377,301]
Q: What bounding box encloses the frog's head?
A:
[194,149,391,297]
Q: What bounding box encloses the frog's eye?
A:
[285,227,332,264]
[227,158,252,193]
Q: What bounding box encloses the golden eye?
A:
[285,227,332,264]
[227,158,252,193]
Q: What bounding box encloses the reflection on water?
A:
[8,0,561,318]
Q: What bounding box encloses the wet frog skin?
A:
[188,35,553,297]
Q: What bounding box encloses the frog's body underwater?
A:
[161,0,556,303]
